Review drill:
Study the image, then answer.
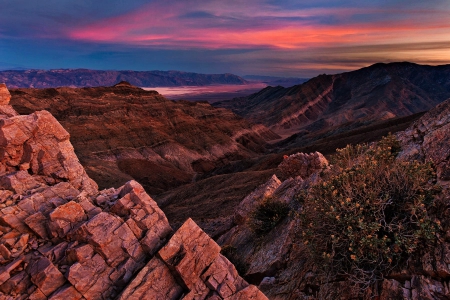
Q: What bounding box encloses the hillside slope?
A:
[215,62,450,138]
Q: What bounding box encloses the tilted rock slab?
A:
[0,84,267,299]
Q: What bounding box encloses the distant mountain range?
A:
[242,75,309,87]
[215,62,450,139]
[0,69,248,88]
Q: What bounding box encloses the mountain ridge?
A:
[0,69,248,88]
[214,62,450,139]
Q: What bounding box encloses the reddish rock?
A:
[28,288,47,300]
[0,256,23,285]
[66,254,113,299]
[66,244,94,264]
[112,180,172,256]
[48,285,83,300]
[398,98,450,182]
[48,201,85,237]
[27,256,66,296]
[0,270,31,295]
[0,110,97,194]
[0,88,268,300]
[0,84,10,105]
[159,218,221,290]
[117,257,184,300]
[278,151,328,180]
[201,254,248,299]
[0,171,41,194]
[72,212,127,267]
[24,212,49,239]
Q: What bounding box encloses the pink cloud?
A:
[66,2,450,50]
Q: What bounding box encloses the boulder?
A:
[278,151,328,180]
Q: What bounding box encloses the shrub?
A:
[298,135,440,290]
[248,197,290,236]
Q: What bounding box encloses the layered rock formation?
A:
[0,69,247,88]
[9,83,279,194]
[0,84,267,300]
[215,62,450,139]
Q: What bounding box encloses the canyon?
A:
[0,83,268,299]
[9,81,279,195]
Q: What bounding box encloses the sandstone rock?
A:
[278,151,328,180]
[66,244,94,264]
[27,256,66,296]
[48,201,85,237]
[0,171,41,194]
[0,105,18,119]
[0,256,24,285]
[201,254,248,298]
[0,110,98,194]
[72,212,128,267]
[28,288,47,300]
[159,218,221,290]
[112,180,172,256]
[117,257,184,300]
[0,84,10,106]
[48,285,83,300]
[66,253,113,299]
[24,212,48,239]
[0,270,31,295]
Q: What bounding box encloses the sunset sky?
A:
[1,0,450,77]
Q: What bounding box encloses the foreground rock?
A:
[0,84,267,299]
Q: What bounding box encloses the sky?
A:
[1,0,450,77]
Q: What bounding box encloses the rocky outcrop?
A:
[0,84,267,299]
[277,152,328,180]
[397,98,450,183]
[10,84,279,194]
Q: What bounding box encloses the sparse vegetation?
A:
[248,197,290,236]
[297,134,440,290]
